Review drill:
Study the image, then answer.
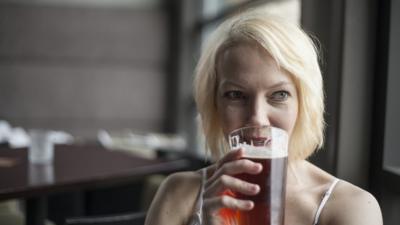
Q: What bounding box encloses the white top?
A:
[312,178,340,225]
[187,168,206,225]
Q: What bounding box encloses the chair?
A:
[0,200,56,225]
[65,211,146,225]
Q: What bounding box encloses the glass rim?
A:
[228,125,287,137]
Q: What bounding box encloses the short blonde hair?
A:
[194,9,324,161]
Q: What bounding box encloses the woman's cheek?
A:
[219,105,246,135]
[273,107,298,138]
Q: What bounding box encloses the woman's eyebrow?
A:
[267,81,295,89]
[218,79,246,89]
[220,80,295,89]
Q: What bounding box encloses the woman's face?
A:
[216,42,299,138]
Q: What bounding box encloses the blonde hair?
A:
[194,9,324,161]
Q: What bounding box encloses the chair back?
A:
[65,211,146,225]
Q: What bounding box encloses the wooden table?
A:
[0,145,190,225]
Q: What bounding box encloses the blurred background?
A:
[0,0,398,224]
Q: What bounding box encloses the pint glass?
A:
[223,125,288,225]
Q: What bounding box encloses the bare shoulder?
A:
[159,170,202,195]
[323,180,383,225]
[145,171,203,225]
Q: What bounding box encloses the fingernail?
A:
[253,185,260,193]
[245,201,254,210]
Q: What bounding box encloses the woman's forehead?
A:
[216,42,294,87]
[217,42,277,74]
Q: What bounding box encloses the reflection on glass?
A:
[28,163,55,186]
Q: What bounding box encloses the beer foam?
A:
[231,128,288,158]
[234,144,287,158]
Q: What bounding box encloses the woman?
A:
[145,9,383,225]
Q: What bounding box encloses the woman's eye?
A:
[270,91,290,102]
[223,91,245,100]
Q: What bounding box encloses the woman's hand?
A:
[202,148,262,225]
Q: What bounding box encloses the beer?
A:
[223,126,289,225]
[238,156,287,225]
[219,156,287,225]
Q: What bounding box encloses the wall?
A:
[0,2,168,138]
[383,0,400,170]
[381,0,400,224]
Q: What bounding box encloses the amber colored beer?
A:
[223,125,288,225]
[219,156,287,225]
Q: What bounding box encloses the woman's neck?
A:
[286,159,308,188]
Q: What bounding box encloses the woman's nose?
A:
[246,97,270,127]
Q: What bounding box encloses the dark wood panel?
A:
[0,4,167,64]
[0,63,166,136]
[0,64,165,119]
[0,2,171,137]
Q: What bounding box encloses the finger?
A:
[218,159,262,176]
[205,149,244,184]
[216,148,244,168]
[204,174,260,197]
[204,150,243,178]
[203,195,254,212]
[206,159,262,186]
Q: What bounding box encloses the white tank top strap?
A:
[312,178,340,225]
[188,168,207,225]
